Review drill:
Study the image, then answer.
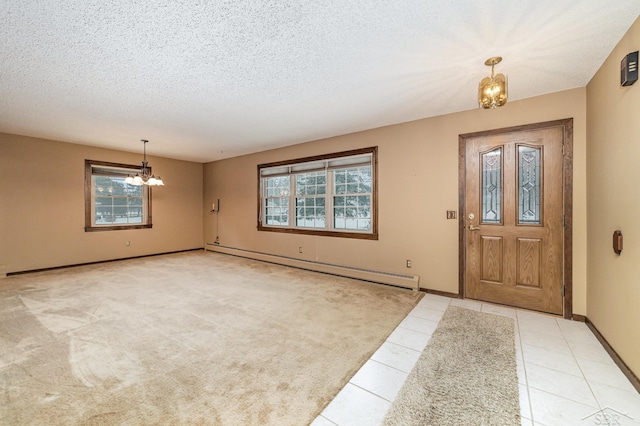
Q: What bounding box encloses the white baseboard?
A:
[205,244,420,291]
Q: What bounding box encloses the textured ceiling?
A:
[1,1,639,163]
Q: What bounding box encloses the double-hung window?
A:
[84,160,152,231]
[258,147,377,239]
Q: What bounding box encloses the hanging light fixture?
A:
[478,56,508,109]
[125,139,165,186]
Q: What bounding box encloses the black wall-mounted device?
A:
[621,51,638,86]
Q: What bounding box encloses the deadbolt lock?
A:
[468,213,475,220]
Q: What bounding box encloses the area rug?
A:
[0,251,422,425]
[382,306,520,425]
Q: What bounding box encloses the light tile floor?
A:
[311,294,640,426]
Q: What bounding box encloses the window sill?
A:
[85,224,152,232]
[257,224,378,240]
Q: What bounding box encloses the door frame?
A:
[458,118,574,319]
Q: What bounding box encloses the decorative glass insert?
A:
[518,145,542,224]
[481,148,502,224]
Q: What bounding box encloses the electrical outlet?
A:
[125,241,130,246]
[406,259,411,268]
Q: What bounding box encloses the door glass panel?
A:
[481,147,502,224]
[518,145,542,224]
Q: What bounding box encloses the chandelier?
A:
[124,139,165,186]
[478,56,508,109]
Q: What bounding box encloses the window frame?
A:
[84,160,152,232]
[257,147,378,240]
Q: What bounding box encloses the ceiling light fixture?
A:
[125,139,164,186]
[478,56,508,109]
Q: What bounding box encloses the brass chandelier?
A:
[124,139,165,186]
[478,56,508,109]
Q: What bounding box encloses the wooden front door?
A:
[461,120,572,315]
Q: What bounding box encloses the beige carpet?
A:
[382,306,520,426]
[0,251,422,425]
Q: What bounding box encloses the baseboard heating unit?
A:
[205,244,420,291]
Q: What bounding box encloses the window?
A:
[84,160,152,232]
[258,147,377,239]
[295,171,326,228]
[264,176,291,226]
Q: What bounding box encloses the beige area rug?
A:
[0,251,422,425]
[383,306,520,426]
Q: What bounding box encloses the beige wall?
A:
[204,87,587,315]
[0,133,203,273]
[586,17,640,377]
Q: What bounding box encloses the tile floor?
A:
[311,294,640,426]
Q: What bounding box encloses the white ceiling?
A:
[1,1,639,163]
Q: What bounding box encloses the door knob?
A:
[468,225,480,231]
